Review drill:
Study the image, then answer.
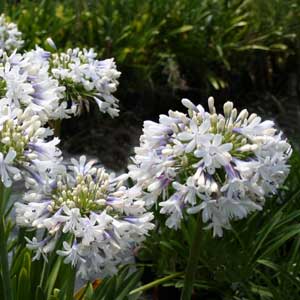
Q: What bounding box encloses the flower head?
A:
[0,106,62,187]
[129,97,292,237]
[0,14,23,53]
[51,48,121,117]
[0,48,70,123]
[16,156,154,279]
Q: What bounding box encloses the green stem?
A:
[0,182,12,300]
[180,213,202,300]
[54,120,62,138]
[65,265,76,300]
[129,272,184,295]
[39,259,47,288]
[0,217,12,300]
[0,184,10,216]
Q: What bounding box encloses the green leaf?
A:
[115,268,143,300]
[11,247,29,276]
[160,241,175,252]
[207,75,221,90]
[169,25,194,35]
[250,283,273,298]
[104,276,117,300]
[35,286,46,300]
[262,225,300,257]
[93,278,110,299]
[22,251,31,273]
[257,259,279,271]
[251,211,282,260]
[224,21,248,35]
[270,43,288,51]
[129,272,183,295]
[11,274,17,300]
[17,267,29,300]
[46,256,63,298]
[82,283,94,300]
[236,45,270,51]
[0,272,4,299]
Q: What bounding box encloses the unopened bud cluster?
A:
[0,118,28,161]
[50,168,110,215]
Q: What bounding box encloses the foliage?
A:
[1,236,143,300]
[137,151,300,299]
[2,0,299,96]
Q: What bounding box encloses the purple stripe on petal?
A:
[27,75,37,82]
[224,164,236,179]
[157,174,171,189]
[106,196,119,204]
[28,143,45,155]
[23,166,43,184]
[233,128,242,134]
[224,163,241,179]
[41,51,51,59]
[123,216,141,224]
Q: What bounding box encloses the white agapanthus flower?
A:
[0,105,63,187]
[51,48,121,117]
[129,97,292,237]
[15,156,154,279]
[0,47,72,123]
[0,14,23,52]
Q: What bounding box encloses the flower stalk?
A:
[180,213,202,300]
[66,265,76,300]
[0,182,12,300]
[51,119,62,137]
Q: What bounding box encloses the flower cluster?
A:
[129,97,292,236]
[15,156,154,279]
[0,45,122,122]
[0,38,140,279]
[0,47,73,123]
[0,105,62,187]
[51,48,121,117]
[0,14,23,52]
